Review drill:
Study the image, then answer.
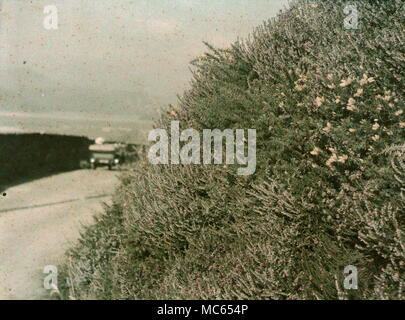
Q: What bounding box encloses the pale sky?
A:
[0,0,289,141]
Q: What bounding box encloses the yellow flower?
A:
[295,84,307,91]
[326,153,347,166]
[346,97,356,111]
[337,155,348,163]
[323,122,333,133]
[340,77,353,87]
[359,78,368,86]
[314,96,325,107]
[349,128,356,133]
[372,135,380,141]
[359,74,374,86]
[399,122,405,128]
[395,110,403,116]
[354,88,363,97]
[326,154,338,167]
[310,146,322,156]
[372,123,380,130]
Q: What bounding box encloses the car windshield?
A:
[92,151,115,159]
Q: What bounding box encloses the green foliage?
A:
[63,0,404,300]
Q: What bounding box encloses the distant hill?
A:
[0,133,92,192]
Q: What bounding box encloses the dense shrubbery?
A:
[63,0,404,299]
[0,133,91,190]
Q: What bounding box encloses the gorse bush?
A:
[63,0,404,300]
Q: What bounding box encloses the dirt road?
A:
[0,169,118,300]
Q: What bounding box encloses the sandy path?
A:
[0,169,118,300]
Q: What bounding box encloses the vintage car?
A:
[89,143,120,170]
